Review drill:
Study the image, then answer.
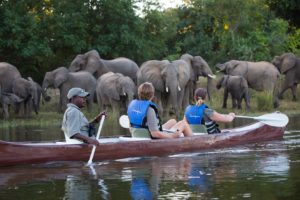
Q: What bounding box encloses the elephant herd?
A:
[0,51,299,119]
[0,62,44,118]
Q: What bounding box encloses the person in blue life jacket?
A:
[62,87,106,145]
[128,82,193,139]
[184,87,235,134]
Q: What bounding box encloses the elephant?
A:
[0,62,22,93]
[12,77,40,117]
[137,60,181,118]
[169,59,191,112]
[69,50,139,82]
[0,85,23,119]
[216,60,280,108]
[96,72,136,115]
[271,53,300,101]
[216,75,250,109]
[27,77,45,112]
[42,67,97,112]
[180,54,215,103]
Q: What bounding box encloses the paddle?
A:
[119,115,176,133]
[119,115,130,129]
[87,115,106,166]
[235,112,289,127]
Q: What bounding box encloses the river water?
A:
[0,115,300,200]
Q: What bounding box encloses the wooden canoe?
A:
[0,122,285,167]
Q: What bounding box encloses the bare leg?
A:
[169,120,193,137]
[162,119,177,130]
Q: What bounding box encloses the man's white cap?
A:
[67,87,90,99]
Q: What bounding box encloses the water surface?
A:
[0,115,299,200]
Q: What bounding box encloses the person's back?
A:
[128,82,192,139]
[184,88,235,134]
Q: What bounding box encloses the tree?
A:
[266,0,300,28]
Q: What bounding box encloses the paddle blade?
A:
[119,115,130,128]
[255,112,289,127]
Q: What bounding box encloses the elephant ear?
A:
[281,53,296,74]
[216,76,224,89]
[226,60,242,75]
[54,67,69,88]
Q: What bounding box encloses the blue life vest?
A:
[184,104,207,125]
[127,99,161,129]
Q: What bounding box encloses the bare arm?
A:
[72,133,99,145]
[209,111,235,122]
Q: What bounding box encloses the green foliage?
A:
[266,0,300,27]
[287,28,300,56]
[0,0,298,84]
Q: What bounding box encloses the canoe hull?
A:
[0,122,284,166]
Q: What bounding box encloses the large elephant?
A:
[69,50,139,82]
[216,60,280,108]
[271,53,300,101]
[96,72,136,114]
[216,75,250,109]
[137,60,181,118]
[169,59,191,111]
[12,77,40,117]
[42,67,97,112]
[0,62,22,93]
[180,54,215,102]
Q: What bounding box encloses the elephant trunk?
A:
[166,82,178,117]
[41,82,51,102]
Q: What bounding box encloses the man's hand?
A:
[93,111,107,123]
[86,138,100,146]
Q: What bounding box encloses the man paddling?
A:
[62,87,106,145]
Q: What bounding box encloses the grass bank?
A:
[1,79,300,128]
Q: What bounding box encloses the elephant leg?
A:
[278,80,292,99]
[26,101,32,117]
[110,99,120,116]
[232,97,237,109]
[244,93,250,110]
[182,87,189,110]
[237,98,242,109]
[291,84,298,101]
[86,96,93,113]
[222,89,228,108]
[155,92,163,118]
[3,104,9,119]
[14,102,21,115]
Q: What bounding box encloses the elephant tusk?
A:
[166,87,169,92]
[178,85,181,91]
[208,74,216,79]
[123,92,126,96]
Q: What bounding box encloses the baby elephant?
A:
[216,75,250,109]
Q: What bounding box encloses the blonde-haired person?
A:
[184,88,235,134]
[127,82,193,139]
